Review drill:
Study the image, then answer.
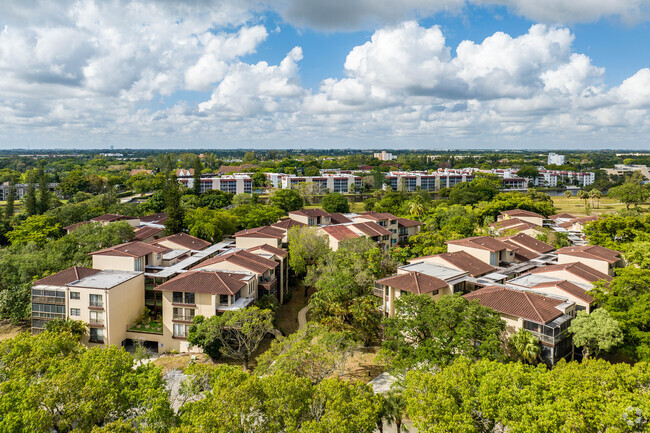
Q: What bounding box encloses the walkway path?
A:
[297,304,310,330]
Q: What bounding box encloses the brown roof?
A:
[321,225,361,242]
[90,213,138,223]
[357,211,398,221]
[446,236,514,252]
[176,168,194,176]
[413,251,495,277]
[490,218,541,232]
[150,233,211,251]
[63,221,91,232]
[217,164,255,174]
[500,209,544,218]
[133,226,165,241]
[351,222,392,237]
[289,208,330,218]
[129,169,154,176]
[140,213,169,224]
[504,233,554,254]
[34,266,101,286]
[533,280,594,303]
[329,212,353,224]
[272,218,307,230]
[233,226,285,239]
[555,245,621,263]
[397,217,422,228]
[154,270,247,295]
[246,244,288,258]
[376,271,448,295]
[500,239,539,262]
[90,241,171,258]
[549,213,576,220]
[529,262,613,282]
[192,249,278,274]
[464,285,566,324]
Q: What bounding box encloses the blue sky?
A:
[0,0,649,150]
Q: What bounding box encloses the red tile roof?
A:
[321,225,361,242]
[246,244,288,258]
[272,218,307,230]
[192,250,278,274]
[289,209,330,218]
[532,280,594,303]
[446,236,514,252]
[464,285,566,324]
[410,251,495,277]
[90,241,170,258]
[490,217,541,232]
[396,217,422,228]
[549,213,576,220]
[329,212,353,224]
[34,266,101,286]
[499,233,554,255]
[154,270,246,295]
[500,209,544,218]
[133,226,165,241]
[376,271,448,295]
[555,245,621,263]
[357,211,398,221]
[529,262,613,282]
[351,222,392,237]
[90,213,138,223]
[233,226,285,239]
[63,221,91,232]
[150,233,211,251]
[139,213,169,224]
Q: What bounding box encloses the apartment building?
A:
[193,250,279,299]
[464,285,575,365]
[528,262,613,286]
[0,182,59,201]
[446,236,517,267]
[153,270,257,352]
[90,241,171,272]
[497,209,545,226]
[318,221,393,251]
[547,153,566,166]
[497,233,555,262]
[406,251,496,278]
[490,218,545,237]
[555,245,623,276]
[246,244,289,303]
[150,232,211,251]
[373,150,397,161]
[508,276,595,313]
[178,174,253,195]
[31,266,144,348]
[90,214,141,227]
[271,218,307,244]
[277,173,362,193]
[288,209,332,226]
[133,226,165,243]
[534,169,595,187]
[384,171,475,192]
[604,164,650,181]
[232,226,284,249]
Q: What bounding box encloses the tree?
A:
[231,204,286,229]
[164,175,185,235]
[198,190,232,209]
[188,307,274,370]
[381,294,506,370]
[517,165,539,180]
[192,156,203,196]
[564,189,572,200]
[24,180,37,216]
[578,189,589,208]
[508,328,541,364]
[59,169,90,197]
[382,390,407,433]
[187,315,223,359]
[448,176,501,206]
[184,207,237,242]
[589,188,602,208]
[44,318,87,340]
[297,182,324,205]
[252,171,267,188]
[6,215,61,247]
[589,267,650,361]
[38,172,51,214]
[254,324,357,383]
[5,180,15,221]
[408,199,425,219]
[321,192,349,213]
[287,226,330,276]
[570,309,624,359]
[609,181,649,210]
[270,189,304,212]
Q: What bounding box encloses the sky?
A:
[1,0,650,150]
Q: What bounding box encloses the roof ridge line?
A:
[523,291,545,323]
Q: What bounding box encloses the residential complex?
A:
[547,153,566,166]
[177,173,253,194]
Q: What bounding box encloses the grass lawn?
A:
[331,346,386,382]
[128,319,163,335]
[551,195,626,217]
[0,320,28,341]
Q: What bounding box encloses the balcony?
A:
[127,318,163,335]
[31,311,65,319]
[373,286,385,297]
[173,314,195,322]
[89,317,104,326]
[32,296,66,305]
[259,277,277,293]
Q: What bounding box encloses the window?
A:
[70,291,80,300]
[70,308,80,316]
[219,294,229,305]
[173,324,190,338]
[89,311,103,324]
[432,290,439,296]
[89,328,104,343]
[173,292,194,304]
[135,257,143,272]
[173,307,195,321]
[89,294,102,308]
[184,292,195,304]
[382,235,390,240]
[173,292,183,303]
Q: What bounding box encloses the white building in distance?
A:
[547,153,566,166]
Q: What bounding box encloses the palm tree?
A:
[578,190,589,208]
[510,329,541,364]
[564,190,572,200]
[589,189,602,208]
[383,390,408,433]
[408,200,425,219]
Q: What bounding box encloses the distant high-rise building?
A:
[373,151,397,161]
[548,153,565,166]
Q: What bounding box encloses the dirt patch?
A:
[0,320,29,341]
[153,353,215,374]
[331,346,386,383]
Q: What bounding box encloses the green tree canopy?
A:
[570,309,624,359]
[270,189,304,212]
[321,192,350,213]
